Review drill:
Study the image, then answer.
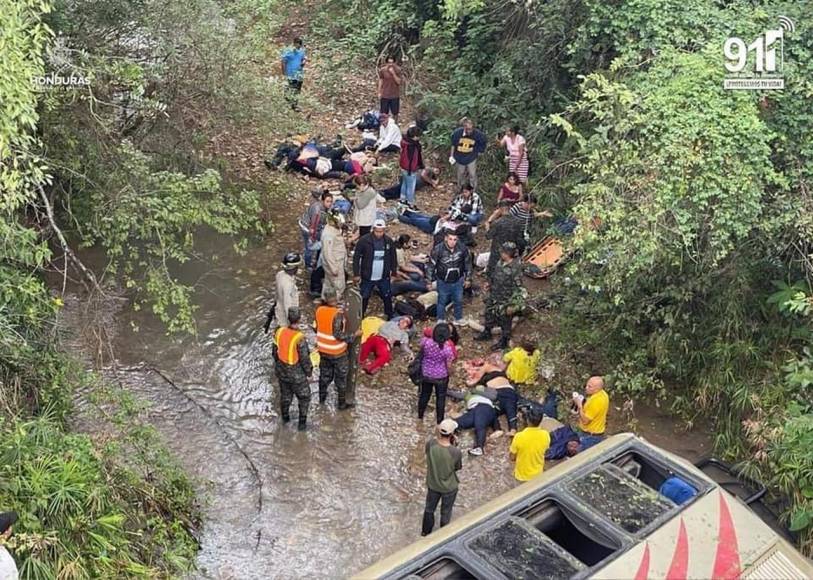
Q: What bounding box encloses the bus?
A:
[355,433,813,580]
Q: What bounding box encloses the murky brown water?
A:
[61,197,712,579]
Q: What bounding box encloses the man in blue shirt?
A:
[280,37,306,110]
[449,117,486,192]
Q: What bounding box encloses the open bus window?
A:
[612,451,672,491]
[567,464,676,534]
[467,517,585,580]
[407,556,476,580]
[514,498,621,566]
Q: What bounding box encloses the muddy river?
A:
[63,201,712,579]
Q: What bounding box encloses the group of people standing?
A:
[275,37,611,537]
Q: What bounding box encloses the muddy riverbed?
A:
[59,203,712,580]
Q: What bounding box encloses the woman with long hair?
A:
[496,172,523,205]
[499,126,529,183]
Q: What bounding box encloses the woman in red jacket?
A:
[399,126,424,209]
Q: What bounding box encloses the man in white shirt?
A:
[0,511,18,580]
[374,113,401,153]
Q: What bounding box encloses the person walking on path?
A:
[320,209,348,301]
[315,289,355,410]
[418,323,456,423]
[280,37,307,110]
[353,219,397,319]
[273,252,302,328]
[378,55,403,122]
[428,231,471,326]
[449,118,486,192]
[475,242,526,351]
[510,407,551,482]
[399,126,424,208]
[422,419,462,536]
[273,308,312,431]
[499,126,529,183]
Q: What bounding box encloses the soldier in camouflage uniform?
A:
[475,242,526,351]
[272,307,313,431]
[484,204,528,280]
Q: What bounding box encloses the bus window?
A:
[409,556,476,580]
[515,499,620,566]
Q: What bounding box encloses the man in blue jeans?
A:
[352,219,397,318]
[427,230,471,325]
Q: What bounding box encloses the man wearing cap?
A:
[475,241,526,351]
[352,219,397,319]
[422,419,462,536]
[273,307,313,431]
[320,209,348,301]
[274,252,302,328]
[0,511,18,579]
[315,289,355,409]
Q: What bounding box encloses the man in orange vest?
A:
[315,288,355,409]
[272,307,313,431]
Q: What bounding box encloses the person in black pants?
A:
[422,419,462,536]
[454,392,497,457]
[418,323,455,423]
[352,219,397,319]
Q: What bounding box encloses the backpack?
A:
[408,349,424,386]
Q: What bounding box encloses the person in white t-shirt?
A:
[0,511,19,580]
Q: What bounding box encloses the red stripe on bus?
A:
[634,543,651,580]
[712,493,741,579]
[666,519,689,580]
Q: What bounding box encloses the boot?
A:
[338,401,356,410]
[297,416,307,431]
[281,414,290,424]
[319,391,327,404]
[491,336,510,351]
[474,329,492,342]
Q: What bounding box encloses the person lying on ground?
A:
[510,407,551,482]
[465,361,519,436]
[358,315,414,375]
[392,234,431,296]
[496,172,523,204]
[537,415,582,461]
[570,375,609,450]
[380,167,438,201]
[503,340,541,386]
[449,384,498,457]
[448,184,484,227]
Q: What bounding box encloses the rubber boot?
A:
[474,329,492,342]
[281,413,290,424]
[297,416,307,431]
[319,391,327,404]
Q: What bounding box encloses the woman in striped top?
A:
[499,126,529,183]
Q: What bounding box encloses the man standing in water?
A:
[280,37,306,110]
[274,252,302,328]
[273,308,313,431]
[315,289,355,409]
[422,419,462,536]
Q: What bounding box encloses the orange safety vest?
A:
[274,327,304,365]
[315,305,348,356]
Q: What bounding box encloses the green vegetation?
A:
[2,0,302,575]
[316,0,813,552]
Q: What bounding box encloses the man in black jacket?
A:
[352,219,397,318]
[428,230,471,324]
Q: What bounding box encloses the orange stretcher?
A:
[522,236,568,279]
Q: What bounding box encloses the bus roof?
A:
[355,433,813,580]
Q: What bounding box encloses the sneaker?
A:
[468,447,484,457]
[454,319,467,328]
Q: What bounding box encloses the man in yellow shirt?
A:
[573,375,609,450]
[509,408,551,481]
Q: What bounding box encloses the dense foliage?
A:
[0,0,299,574]
[316,0,813,551]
